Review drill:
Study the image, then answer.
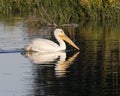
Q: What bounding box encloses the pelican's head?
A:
[54,28,79,50]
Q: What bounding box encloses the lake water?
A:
[0,17,120,96]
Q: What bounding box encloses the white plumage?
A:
[25,28,79,52]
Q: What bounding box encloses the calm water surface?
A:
[0,17,120,96]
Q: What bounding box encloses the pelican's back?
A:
[25,38,59,52]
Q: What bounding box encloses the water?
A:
[0,17,120,96]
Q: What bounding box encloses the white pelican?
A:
[25,28,79,52]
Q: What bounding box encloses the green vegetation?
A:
[0,0,120,24]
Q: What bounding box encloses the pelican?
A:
[25,28,79,52]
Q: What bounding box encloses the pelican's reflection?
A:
[25,51,79,77]
[55,52,79,77]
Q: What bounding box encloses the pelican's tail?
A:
[24,44,32,51]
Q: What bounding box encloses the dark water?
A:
[0,17,120,96]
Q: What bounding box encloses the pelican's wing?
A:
[30,38,59,52]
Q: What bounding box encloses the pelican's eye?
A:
[59,31,64,36]
[60,31,64,34]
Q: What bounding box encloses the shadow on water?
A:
[0,17,120,96]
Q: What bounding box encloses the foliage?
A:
[0,0,120,24]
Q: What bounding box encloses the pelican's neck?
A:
[55,35,66,50]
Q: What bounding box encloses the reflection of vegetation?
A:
[0,0,120,24]
[0,16,23,26]
[76,20,120,96]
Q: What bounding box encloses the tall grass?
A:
[0,0,120,24]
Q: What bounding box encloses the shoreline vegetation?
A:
[0,0,120,26]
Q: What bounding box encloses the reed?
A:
[0,0,120,24]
